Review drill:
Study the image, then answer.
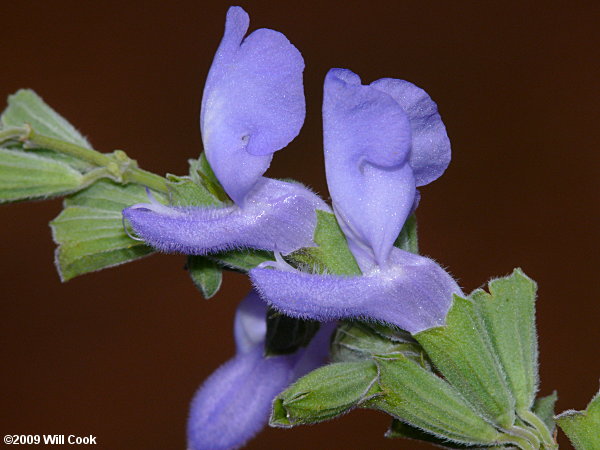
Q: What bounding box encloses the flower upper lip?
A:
[200,6,306,206]
[122,6,325,257]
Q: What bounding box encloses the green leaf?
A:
[186,256,222,299]
[385,420,512,449]
[367,357,503,446]
[2,89,94,170]
[331,322,428,367]
[210,249,274,272]
[0,148,83,203]
[557,388,600,449]
[533,392,558,433]
[166,174,220,207]
[415,295,516,428]
[50,179,163,281]
[394,213,418,254]
[270,361,381,427]
[2,89,90,147]
[473,269,539,412]
[386,419,468,447]
[265,309,320,356]
[188,153,230,203]
[289,210,360,276]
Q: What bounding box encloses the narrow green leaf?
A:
[0,148,83,202]
[415,295,516,428]
[2,89,94,170]
[331,322,428,367]
[532,391,558,433]
[557,388,600,449]
[394,213,418,254]
[64,178,155,209]
[186,255,222,299]
[2,89,90,147]
[474,269,539,412]
[385,420,512,449]
[264,309,320,356]
[166,174,220,207]
[51,180,163,281]
[188,153,230,203]
[209,249,273,272]
[289,210,360,276]
[270,361,381,427]
[368,357,503,446]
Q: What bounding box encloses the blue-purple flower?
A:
[187,291,331,450]
[250,69,463,334]
[123,6,328,256]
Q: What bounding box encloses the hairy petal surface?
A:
[251,248,463,334]
[188,345,296,450]
[201,6,306,204]
[323,69,415,267]
[370,78,451,187]
[123,179,329,256]
[187,292,332,450]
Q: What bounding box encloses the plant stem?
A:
[509,425,540,449]
[0,126,26,142]
[27,128,114,167]
[497,432,537,450]
[0,125,169,193]
[125,167,169,193]
[519,410,558,448]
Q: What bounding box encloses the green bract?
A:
[2,89,91,150]
[557,388,600,449]
[369,356,504,445]
[474,269,539,413]
[0,148,84,202]
[416,294,516,428]
[271,361,381,426]
[51,180,163,281]
[289,209,361,276]
[186,256,222,299]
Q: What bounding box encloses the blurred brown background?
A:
[1,1,598,448]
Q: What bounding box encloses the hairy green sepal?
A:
[474,269,539,413]
[0,148,84,202]
[51,180,162,281]
[289,210,360,275]
[185,256,222,299]
[270,361,381,427]
[330,322,428,366]
[557,388,600,449]
[368,357,503,445]
[415,294,516,428]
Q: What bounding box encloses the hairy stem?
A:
[0,125,169,193]
[519,410,557,449]
[497,432,537,450]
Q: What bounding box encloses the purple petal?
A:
[251,248,463,334]
[323,69,416,267]
[187,292,332,450]
[123,178,329,256]
[188,345,299,450]
[234,290,267,353]
[201,6,306,205]
[370,78,451,187]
